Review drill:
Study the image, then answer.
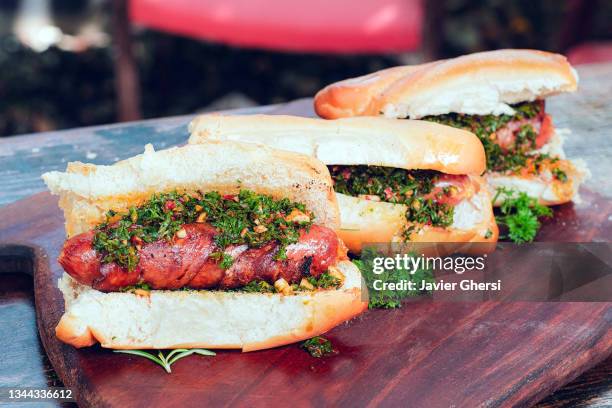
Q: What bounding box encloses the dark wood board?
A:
[0,191,610,407]
[0,80,611,406]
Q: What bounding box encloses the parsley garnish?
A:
[306,272,341,289]
[422,101,545,174]
[119,282,151,293]
[493,188,553,243]
[329,166,454,238]
[552,167,568,182]
[240,280,276,293]
[232,271,341,293]
[354,247,434,309]
[93,190,313,271]
[302,336,337,358]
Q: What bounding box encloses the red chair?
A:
[130,0,422,54]
[111,0,424,120]
[567,42,612,65]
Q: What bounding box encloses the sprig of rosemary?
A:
[114,348,216,373]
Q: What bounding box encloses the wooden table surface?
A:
[0,63,611,407]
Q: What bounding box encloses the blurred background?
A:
[1,0,611,137]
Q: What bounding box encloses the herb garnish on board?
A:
[329,166,454,238]
[354,247,434,309]
[93,190,313,271]
[301,336,337,358]
[494,188,553,243]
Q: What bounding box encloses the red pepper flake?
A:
[383,187,395,200]
[223,194,239,202]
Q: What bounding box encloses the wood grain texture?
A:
[0,191,610,407]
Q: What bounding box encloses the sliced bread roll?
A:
[314,49,578,119]
[43,141,367,350]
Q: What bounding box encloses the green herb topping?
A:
[120,282,151,293]
[493,187,553,244]
[354,247,434,309]
[329,165,454,238]
[421,101,550,176]
[93,190,314,271]
[302,336,337,358]
[234,271,342,293]
[306,272,341,289]
[552,167,568,182]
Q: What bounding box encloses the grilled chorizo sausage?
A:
[59,223,342,292]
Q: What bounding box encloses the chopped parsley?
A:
[329,165,454,239]
[119,282,151,293]
[306,272,341,289]
[422,101,541,173]
[301,336,337,358]
[210,252,235,270]
[93,190,313,270]
[354,247,434,309]
[493,187,553,244]
[552,167,568,182]
[234,271,342,293]
[240,280,275,293]
[421,101,568,183]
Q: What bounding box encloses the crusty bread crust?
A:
[188,114,486,175]
[314,49,578,119]
[42,141,339,237]
[55,260,367,351]
[336,176,499,254]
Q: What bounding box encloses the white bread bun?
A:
[314,49,578,119]
[188,114,486,175]
[188,114,497,253]
[42,141,339,237]
[44,142,367,350]
[55,260,367,351]
[487,130,589,206]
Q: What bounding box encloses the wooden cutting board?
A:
[0,98,611,407]
[0,188,609,407]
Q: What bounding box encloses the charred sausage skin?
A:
[59,223,342,292]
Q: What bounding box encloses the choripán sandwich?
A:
[314,49,589,205]
[42,141,367,351]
